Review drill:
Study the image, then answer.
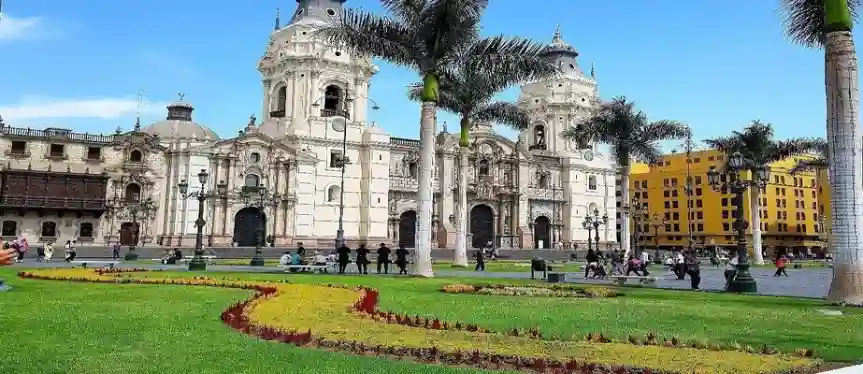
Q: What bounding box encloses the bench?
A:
[547,272,568,283]
[609,275,658,285]
[70,260,120,269]
[280,264,329,273]
[183,255,217,264]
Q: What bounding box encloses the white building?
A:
[0,0,618,250]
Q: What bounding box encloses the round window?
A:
[249,152,261,163]
[326,8,336,16]
[569,64,575,69]
[296,9,304,16]
[335,51,342,56]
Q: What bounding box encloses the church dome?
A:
[142,97,220,141]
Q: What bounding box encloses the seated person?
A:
[173,249,183,260]
[312,251,327,266]
[279,251,293,266]
[162,249,177,264]
[291,251,305,265]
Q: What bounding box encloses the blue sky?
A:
[0,0,828,151]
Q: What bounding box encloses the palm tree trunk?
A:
[453,146,469,266]
[620,163,632,258]
[824,29,863,304]
[413,73,439,278]
[749,189,766,265]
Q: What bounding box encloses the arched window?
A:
[538,173,549,188]
[129,150,143,162]
[408,162,418,178]
[41,221,57,237]
[323,85,343,112]
[244,174,260,187]
[276,86,287,111]
[124,183,141,202]
[327,185,341,202]
[478,159,489,176]
[79,222,94,238]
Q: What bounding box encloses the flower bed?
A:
[18,268,826,374]
[442,283,621,298]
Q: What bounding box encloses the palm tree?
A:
[321,0,557,277]
[561,96,689,258]
[704,121,824,265]
[408,54,554,266]
[789,139,828,175]
[780,0,863,304]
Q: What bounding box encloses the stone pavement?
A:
[5,259,831,299]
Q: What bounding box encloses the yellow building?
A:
[627,149,829,256]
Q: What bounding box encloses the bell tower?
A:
[256,0,377,139]
[517,26,599,155]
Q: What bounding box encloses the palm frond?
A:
[318,9,416,68]
[703,136,739,152]
[779,0,861,48]
[772,137,828,160]
[379,0,427,24]
[473,101,530,131]
[464,35,560,88]
[638,120,690,141]
[415,0,486,72]
[790,158,828,174]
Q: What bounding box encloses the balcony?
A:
[269,110,286,118]
[320,108,350,119]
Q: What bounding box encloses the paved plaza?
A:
[5,259,831,299]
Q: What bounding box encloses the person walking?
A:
[112,242,121,260]
[376,243,391,274]
[584,249,598,278]
[356,244,370,274]
[474,249,485,272]
[64,240,77,262]
[44,242,54,262]
[724,254,739,290]
[674,251,686,280]
[394,244,409,275]
[773,254,789,277]
[610,250,624,275]
[336,244,351,274]
[684,250,701,290]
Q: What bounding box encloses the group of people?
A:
[582,248,654,280]
[278,243,412,275]
[0,238,80,264]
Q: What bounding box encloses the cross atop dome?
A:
[547,25,578,57]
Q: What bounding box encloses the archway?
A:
[119,222,139,246]
[398,210,417,248]
[470,204,494,248]
[534,216,551,249]
[323,85,343,112]
[234,207,266,247]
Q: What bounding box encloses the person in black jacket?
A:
[297,242,306,257]
[376,243,391,274]
[474,249,485,271]
[356,244,370,274]
[395,244,409,275]
[684,250,701,290]
[584,249,598,278]
[336,244,351,274]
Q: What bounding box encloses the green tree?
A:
[561,96,689,257]
[705,121,824,265]
[780,0,863,304]
[321,0,556,277]
[408,51,555,266]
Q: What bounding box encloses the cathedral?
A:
[0,0,617,250]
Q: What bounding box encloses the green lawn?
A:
[0,267,860,374]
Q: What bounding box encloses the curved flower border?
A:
[17,269,827,374]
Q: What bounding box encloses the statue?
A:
[535,127,545,146]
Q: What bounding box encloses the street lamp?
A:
[311,85,380,248]
[581,208,608,253]
[650,212,668,252]
[624,198,648,255]
[122,196,157,261]
[242,183,280,266]
[707,151,769,293]
[178,169,228,271]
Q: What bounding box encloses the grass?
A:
[0,267,860,374]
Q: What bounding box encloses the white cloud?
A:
[0,98,168,121]
[0,14,44,41]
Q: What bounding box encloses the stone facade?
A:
[0,2,618,250]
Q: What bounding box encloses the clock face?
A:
[583,150,594,161]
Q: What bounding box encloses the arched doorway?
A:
[534,216,551,249]
[119,222,139,246]
[398,210,417,248]
[470,204,494,248]
[234,208,266,247]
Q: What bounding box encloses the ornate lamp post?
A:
[625,198,648,255]
[178,169,228,271]
[707,151,769,293]
[122,197,157,261]
[650,213,668,251]
[582,209,608,252]
[311,85,380,248]
[242,183,280,266]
